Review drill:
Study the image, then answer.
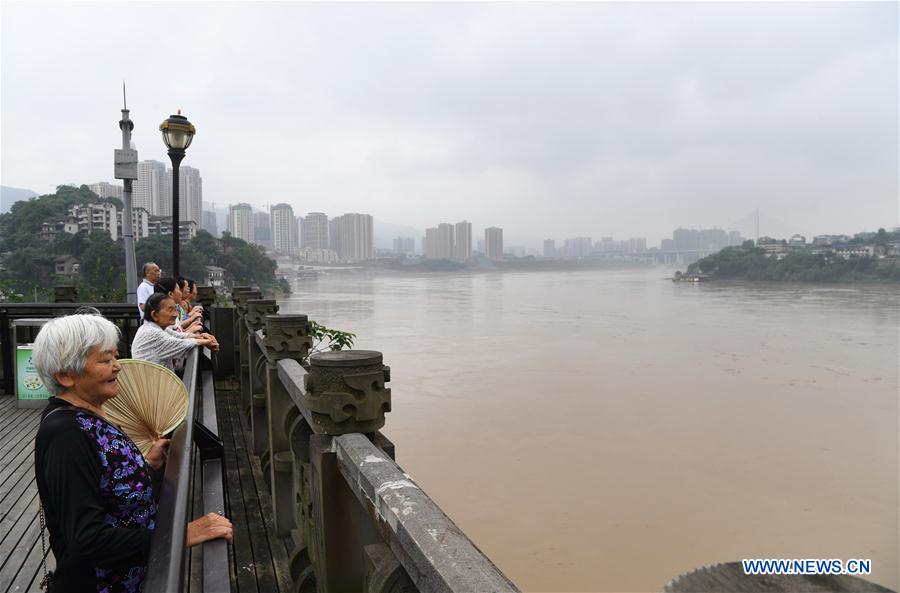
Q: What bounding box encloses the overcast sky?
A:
[2,1,897,245]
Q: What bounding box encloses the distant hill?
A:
[1,186,39,214]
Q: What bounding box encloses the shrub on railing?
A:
[306,321,355,361]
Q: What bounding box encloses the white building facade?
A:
[453,221,472,261]
[134,160,168,215]
[178,166,203,227]
[302,212,329,250]
[485,227,503,261]
[88,182,124,200]
[228,203,255,243]
[271,203,296,254]
[331,213,374,261]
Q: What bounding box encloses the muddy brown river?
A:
[282,268,899,592]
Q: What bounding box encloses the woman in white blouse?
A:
[131,293,219,371]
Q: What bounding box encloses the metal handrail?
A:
[144,348,200,592]
[144,345,230,593]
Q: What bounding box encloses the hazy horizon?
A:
[2,2,897,246]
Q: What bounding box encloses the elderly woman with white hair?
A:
[32,314,232,593]
[131,292,219,372]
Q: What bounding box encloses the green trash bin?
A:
[12,319,52,408]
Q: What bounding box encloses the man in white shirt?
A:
[137,262,161,316]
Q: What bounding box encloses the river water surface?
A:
[281,268,898,592]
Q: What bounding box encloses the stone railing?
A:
[230,287,519,593]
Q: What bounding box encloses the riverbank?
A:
[687,246,900,283]
[289,257,658,276]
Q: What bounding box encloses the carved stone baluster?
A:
[302,350,391,435]
[263,314,312,536]
[289,412,316,592]
[245,299,278,456]
[304,350,392,592]
[232,288,260,414]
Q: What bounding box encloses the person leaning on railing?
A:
[154,277,202,334]
[31,314,233,593]
[131,293,220,373]
[180,277,202,319]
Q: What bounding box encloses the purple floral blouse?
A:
[76,412,157,593]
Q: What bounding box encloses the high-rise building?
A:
[424,227,438,258]
[88,182,124,200]
[134,160,168,215]
[671,228,730,251]
[177,166,203,226]
[436,223,454,259]
[563,237,593,257]
[328,218,339,253]
[253,211,271,250]
[453,221,472,261]
[201,210,218,237]
[543,239,556,258]
[271,203,296,254]
[295,216,303,251]
[330,213,374,261]
[393,237,415,256]
[302,212,329,250]
[626,238,647,253]
[485,227,503,261]
[228,203,254,243]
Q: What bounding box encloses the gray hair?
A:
[142,262,158,277]
[31,315,121,395]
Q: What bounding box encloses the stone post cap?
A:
[303,349,391,434]
[266,314,309,324]
[245,299,279,331]
[53,285,78,303]
[309,350,382,368]
[235,290,262,314]
[264,314,313,361]
[231,286,255,302]
[196,286,216,307]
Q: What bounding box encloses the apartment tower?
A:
[271,203,296,254]
[485,227,503,261]
[228,203,254,243]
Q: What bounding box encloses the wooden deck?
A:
[212,381,293,593]
[0,397,51,593]
[0,383,292,593]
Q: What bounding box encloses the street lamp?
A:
[159,110,195,276]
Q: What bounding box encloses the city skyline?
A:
[2,3,896,246]
[9,180,877,255]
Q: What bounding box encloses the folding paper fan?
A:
[103,359,189,456]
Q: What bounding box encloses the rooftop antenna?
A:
[116,80,138,304]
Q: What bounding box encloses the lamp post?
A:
[159,110,195,276]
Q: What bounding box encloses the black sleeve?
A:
[42,426,153,566]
